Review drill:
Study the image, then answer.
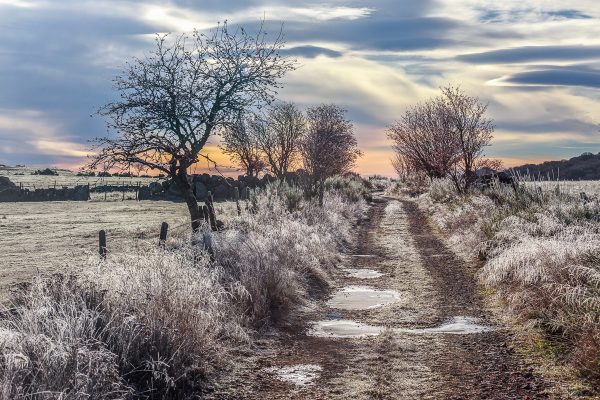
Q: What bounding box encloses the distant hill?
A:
[511,152,600,180]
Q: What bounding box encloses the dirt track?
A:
[216,196,550,399]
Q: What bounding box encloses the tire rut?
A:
[401,199,549,399]
[216,197,551,399]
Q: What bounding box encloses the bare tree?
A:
[220,115,265,177]
[256,102,305,178]
[387,95,459,180]
[391,153,415,179]
[387,85,494,192]
[441,86,495,191]
[300,104,362,204]
[90,22,295,231]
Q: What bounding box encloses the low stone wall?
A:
[139,172,306,201]
[0,177,90,202]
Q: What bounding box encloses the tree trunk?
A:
[173,171,202,233]
[318,180,325,207]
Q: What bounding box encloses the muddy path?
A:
[217,196,549,399]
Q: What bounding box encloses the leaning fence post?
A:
[99,230,107,260]
[159,222,169,248]
[234,187,241,216]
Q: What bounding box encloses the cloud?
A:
[281,17,458,52]
[457,45,600,64]
[492,65,600,88]
[0,109,90,165]
[498,118,599,134]
[545,9,592,19]
[281,45,342,58]
[478,7,593,23]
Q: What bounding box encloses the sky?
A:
[0,0,599,177]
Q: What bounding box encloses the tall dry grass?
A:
[0,178,366,399]
[421,178,600,383]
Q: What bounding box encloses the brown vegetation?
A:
[387,85,497,192]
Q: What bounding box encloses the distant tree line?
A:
[511,152,600,180]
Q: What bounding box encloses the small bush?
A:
[386,173,430,197]
[324,174,370,203]
[31,168,58,176]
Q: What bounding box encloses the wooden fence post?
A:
[99,230,107,260]
[159,222,168,248]
[205,191,217,231]
[234,187,241,216]
[202,205,210,225]
[203,232,215,261]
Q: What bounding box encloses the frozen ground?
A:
[0,200,241,300]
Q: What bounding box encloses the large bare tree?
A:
[256,102,305,178]
[90,22,295,231]
[387,85,495,192]
[300,104,362,204]
[220,115,265,177]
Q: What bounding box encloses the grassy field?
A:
[522,180,600,196]
[0,200,242,301]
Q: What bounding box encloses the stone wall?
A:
[138,172,307,201]
[0,177,90,202]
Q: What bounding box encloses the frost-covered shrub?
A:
[0,180,363,398]
[367,176,392,191]
[324,174,370,203]
[429,178,460,203]
[386,172,430,196]
[423,180,600,382]
[216,190,358,325]
[0,246,244,399]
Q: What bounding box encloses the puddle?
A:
[309,320,383,338]
[327,310,342,320]
[328,286,401,310]
[264,364,322,386]
[398,317,493,335]
[344,268,384,279]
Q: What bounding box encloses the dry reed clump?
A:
[422,179,600,382]
[0,246,246,399]
[324,174,371,203]
[0,180,363,399]
[220,182,363,326]
[385,173,430,197]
